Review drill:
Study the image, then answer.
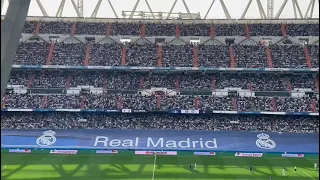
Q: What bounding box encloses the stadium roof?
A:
[1,0,319,20]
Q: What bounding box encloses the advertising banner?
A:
[1,129,318,153]
[50,150,78,154]
[282,153,304,158]
[135,151,177,155]
[194,152,216,156]
[9,149,31,153]
[235,152,263,157]
[96,150,118,154]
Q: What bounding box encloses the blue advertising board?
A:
[1,129,318,153]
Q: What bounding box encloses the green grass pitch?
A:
[1,152,319,180]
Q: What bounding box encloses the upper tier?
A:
[13,42,319,69]
[20,21,319,37]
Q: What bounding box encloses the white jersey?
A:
[282,169,286,176]
[194,163,197,169]
[315,163,317,169]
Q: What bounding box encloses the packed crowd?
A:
[84,93,119,109]
[7,70,317,91]
[6,20,318,134]
[233,44,268,68]
[76,22,107,35]
[197,45,230,67]
[14,41,50,65]
[248,24,283,36]
[40,21,72,35]
[236,97,273,112]
[270,44,307,68]
[13,41,319,68]
[22,21,319,37]
[145,23,176,36]
[162,44,194,67]
[126,43,158,67]
[1,112,318,133]
[51,42,87,66]
[286,23,319,37]
[123,94,157,110]
[198,96,234,111]
[309,44,319,68]
[275,96,315,112]
[2,93,318,113]
[180,23,211,36]
[89,43,122,66]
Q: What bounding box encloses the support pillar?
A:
[1,0,31,99]
[71,23,76,36]
[266,46,273,68]
[210,25,214,38]
[141,23,146,38]
[157,96,160,109]
[303,46,312,68]
[175,78,179,91]
[41,95,47,108]
[272,98,277,112]
[139,76,143,89]
[119,96,123,109]
[194,97,198,110]
[103,74,107,90]
[193,47,198,67]
[281,24,287,38]
[158,45,162,67]
[46,43,55,65]
[84,43,91,66]
[106,23,111,37]
[229,46,236,68]
[121,46,126,66]
[245,24,250,39]
[1,95,8,109]
[211,76,215,90]
[176,25,180,38]
[232,98,237,111]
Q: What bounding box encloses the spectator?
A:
[2,112,317,133]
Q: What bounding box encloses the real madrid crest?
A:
[36,130,57,146]
[256,133,276,149]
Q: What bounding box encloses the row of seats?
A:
[8,71,318,91]
[3,93,318,113]
[22,21,319,36]
[1,112,318,133]
[14,42,319,68]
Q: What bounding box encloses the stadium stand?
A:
[51,42,87,66]
[1,112,318,133]
[309,45,319,68]
[3,92,318,113]
[126,43,158,67]
[75,22,107,35]
[1,20,318,134]
[89,43,122,66]
[145,23,176,36]
[11,42,319,68]
[21,21,319,37]
[197,45,230,68]
[14,41,50,65]
[39,21,72,35]
[6,70,318,91]
[248,24,282,36]
[286,23,319,36]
